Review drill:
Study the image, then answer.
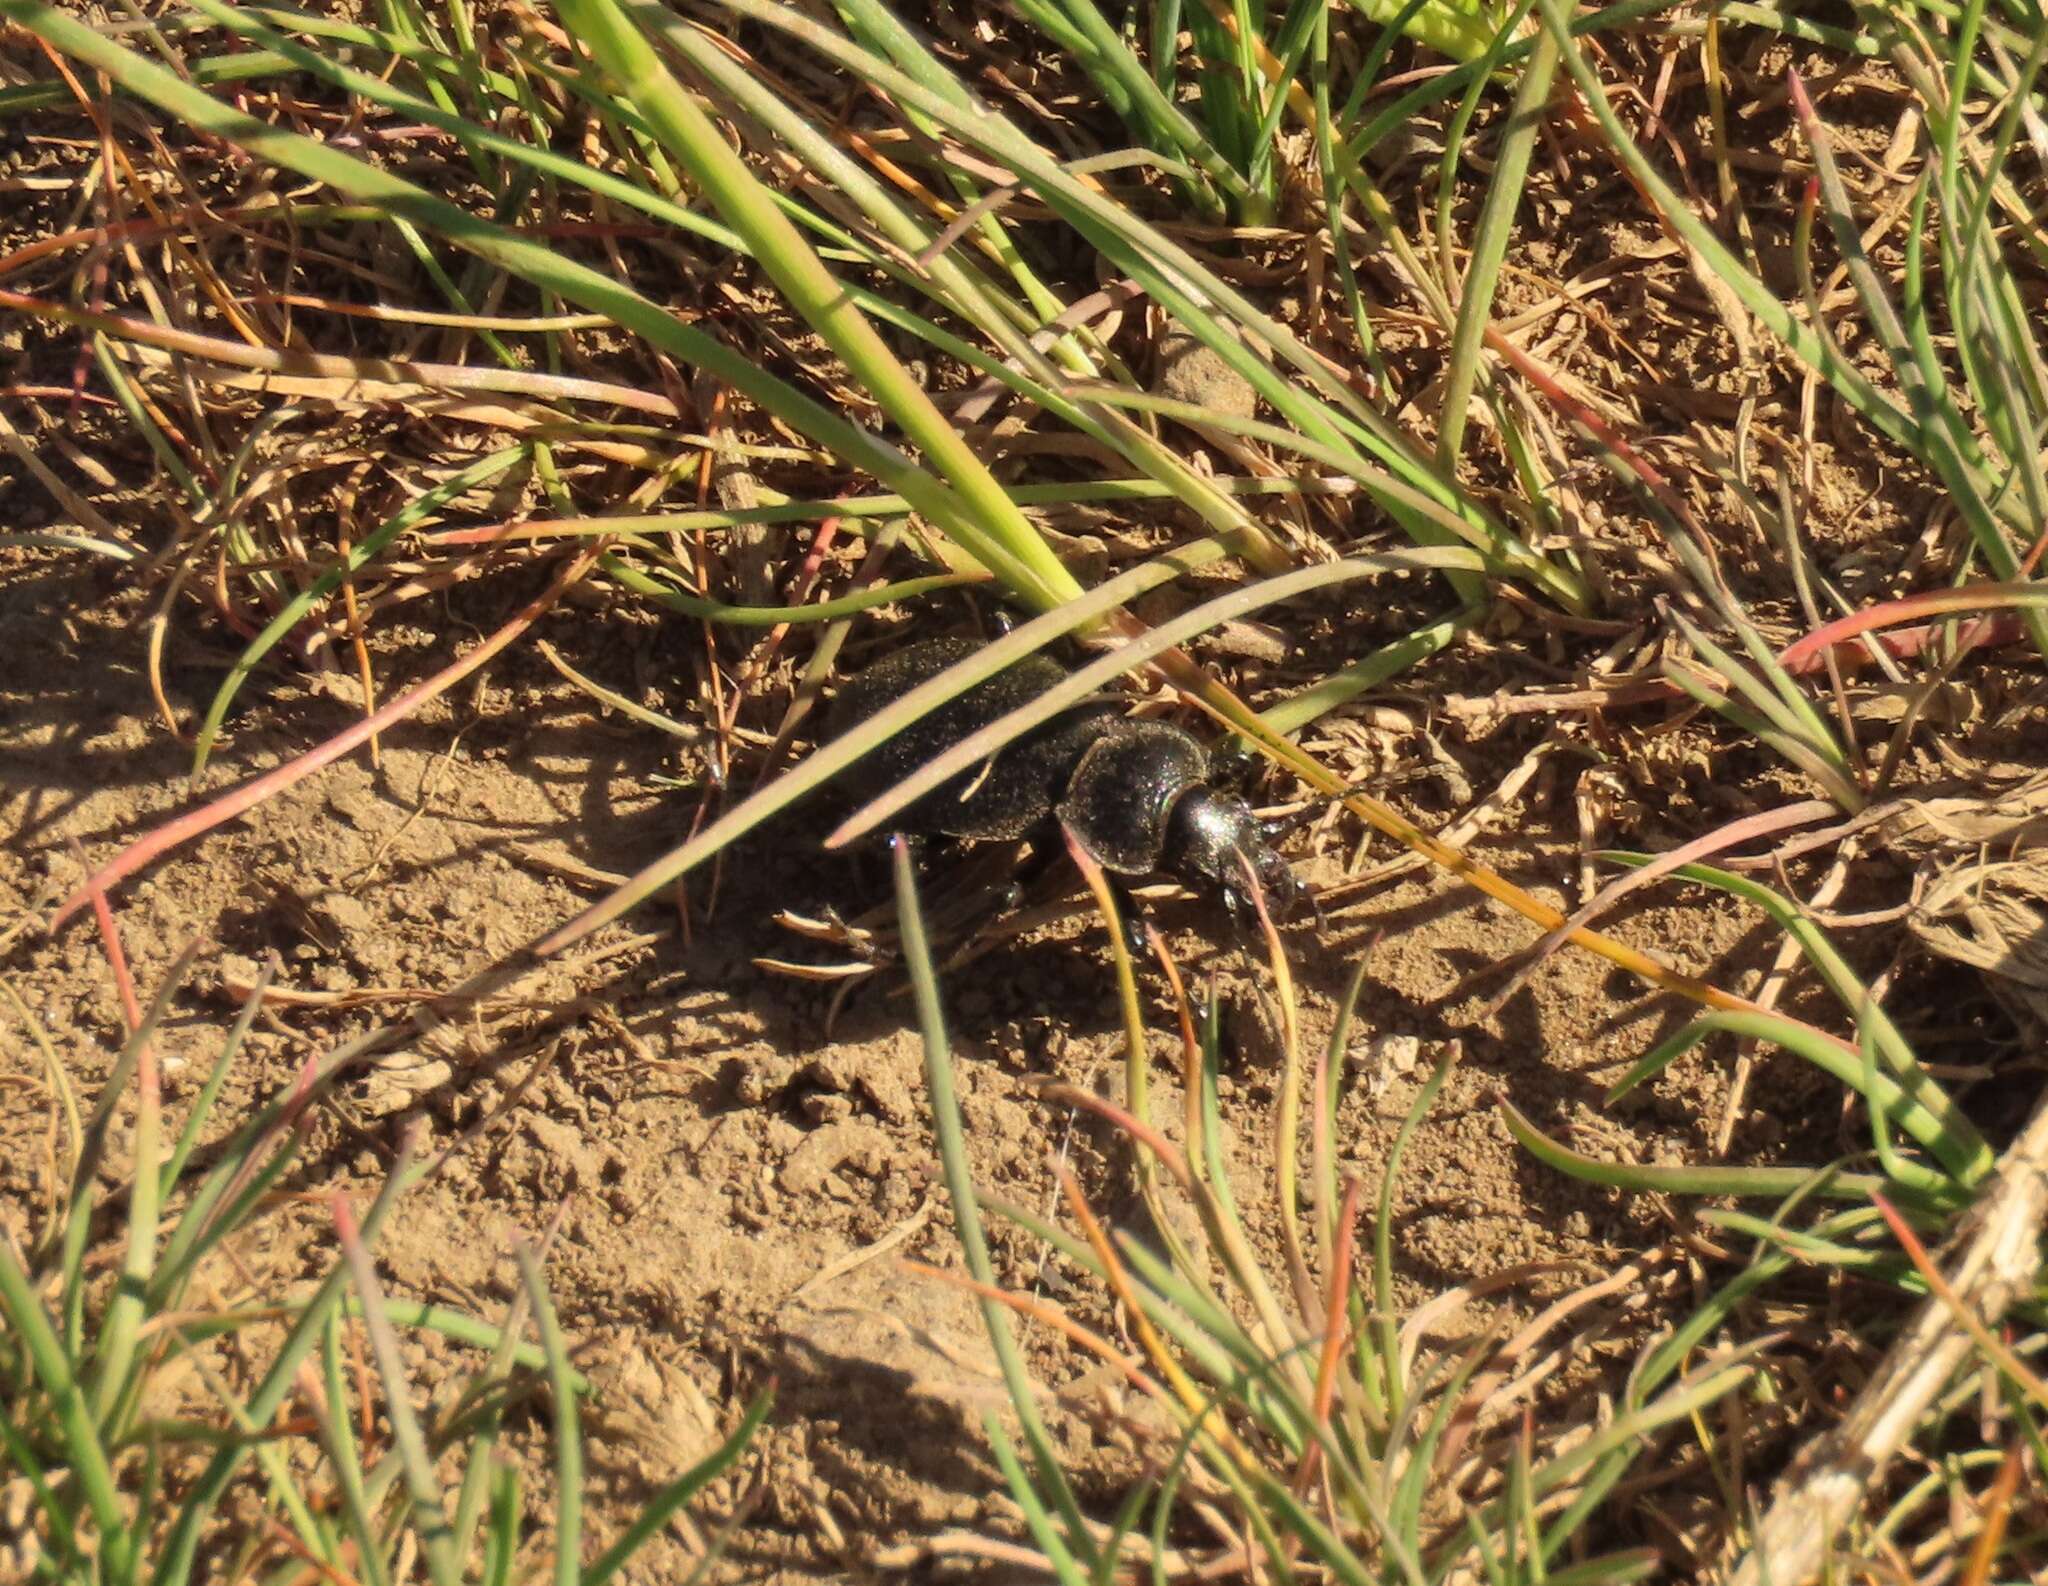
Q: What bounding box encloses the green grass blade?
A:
[513,1241,580,1586]
[1435,26,1557,469]
[150,1119,304,1315]
[981,1414,1093,1584]
[1598,1011,1966,1195]
[1350,0,1501,59]
[0,1238,132,1579]
[0,1403,84,1577]
[1376,1049,1456,1421]
[1500,1101,1904,1204]
[1258,609,1474,737]
[450,1281,544,1562]
[1700,1207,1914,1284]
[0,43,302,116]
[90,1020,164,1434]
[894,840,1096,1573]
[481,1459,521,1586]
[336,1196,461,1586]
[60,941,198,1367]
[191,446,530,773]
[581,1388,772,1586]
[599,555,975,626]
[154,1125,415,1586]
[318,1312,393,1586]
[1010,0,1251,215]
[159,960,271,1195]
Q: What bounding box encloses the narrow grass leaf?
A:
[1435,27,1559,468]
[1502,1101,1900,1203]
[893,841,1096,1572]
[582,1388,773,1586]
[1377,1049,1456,1420]
[335,1192,461,1586]
[159,958,272,1194]
[317,1312,392,1586]
[0,1240,132,1578]
[513,1241,581,1586]
[191,445,531,774]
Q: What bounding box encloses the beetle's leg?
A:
[925,841,1046,960]
[1254,849,1311,921]
[1105,873,1152,959]
[1257,808,1317,845]
[969,836,1059,932]
[1011,834,1065,890]
[1250,776,1408,845]
[1294,875,1327,931]
[1222,882,1251,933]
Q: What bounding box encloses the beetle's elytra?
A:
[826,635,1301,923]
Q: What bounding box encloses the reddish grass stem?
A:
[50,543,608,930]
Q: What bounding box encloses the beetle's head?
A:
[1164,787,1302,922]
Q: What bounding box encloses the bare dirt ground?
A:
[4,541,1975,1578]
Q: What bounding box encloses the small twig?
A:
[786,1192,936,1306]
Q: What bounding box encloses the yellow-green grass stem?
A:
[558,0,1083,614]
[0,0,1065,615]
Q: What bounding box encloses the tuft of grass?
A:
[893,851,1749,1580]
[1005,0,1505,226]
[0,915,767,1585]
[1503,851,2047,1581]
[1528,0,2048,668]
[889,816,2047,1578]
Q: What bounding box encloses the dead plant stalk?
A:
[1728,1089,2048,1586]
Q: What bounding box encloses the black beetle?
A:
[825,635,1302,930]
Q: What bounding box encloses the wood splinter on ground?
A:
[1728,1090,2048,1586]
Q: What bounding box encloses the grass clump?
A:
[895,840,2048,1580]
[0,913,765,1585]
[893,844,1728,1580]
